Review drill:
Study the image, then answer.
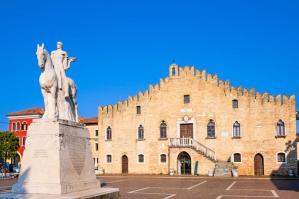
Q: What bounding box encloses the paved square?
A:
[1,176,299,199]
[100,176,299,199]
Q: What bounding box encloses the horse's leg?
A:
[41,88,48,119]
[70,82,79,122]
[49,85,58,120]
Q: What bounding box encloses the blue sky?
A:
[0,0,298,131]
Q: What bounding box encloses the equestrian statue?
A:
[36,42,79,122]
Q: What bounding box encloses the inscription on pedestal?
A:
[33,150,48,158]
[67,136,86,175]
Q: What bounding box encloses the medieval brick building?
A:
[98,64,297,176]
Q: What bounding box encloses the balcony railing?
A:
[169,137,216,162]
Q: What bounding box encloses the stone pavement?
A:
[1,175,299,199]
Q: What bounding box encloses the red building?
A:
[6,108,44,165]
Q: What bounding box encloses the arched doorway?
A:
[12,153,21,167]
[177,151,191,175]
[122,155,128,174]
[254,153,264,176]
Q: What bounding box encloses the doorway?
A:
[122,155,128,174]
[180,123,193,138]
[178,151,191,175]
[254,153,264,176]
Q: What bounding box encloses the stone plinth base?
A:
[0,187,120,199]
[4,119,119,198]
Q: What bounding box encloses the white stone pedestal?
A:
[0,120,119,199]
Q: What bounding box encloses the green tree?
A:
[0,132,19,164]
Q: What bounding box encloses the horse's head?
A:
[36,43,46,69]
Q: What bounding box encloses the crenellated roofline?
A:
[99,64,295,116]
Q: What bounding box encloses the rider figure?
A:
[51,41,76,98]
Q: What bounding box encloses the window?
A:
[106,155,112,163]
[232,99,238,109]
[172,67,176,76]
[160,121,167,138]
[136,106,141,114]
[207,119,215,138]
[138,154,144,163]
[160,154,167,163]
[106,126,112,140]
[95,143,98,151]
[12,123,16,131]
[95,130,99,137]
[16,122,20,131]
[277,153,286,163]
[276,120,285,136]
[21,122,28,131]
[22,137,26,146]
[233,153,241,162]
[184,95,190,104]
[138,125,144,140]
[233,121,241,137]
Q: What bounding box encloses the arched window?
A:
[21,122,28,131]
[172,67,176,76]
[138,125,144,140]
[160,121,167,138]
[277,152,286,163]
[160,154,167,163]
[12,123,16,131]
[207,119,215,138]
[233,153,241,162]
[16,122,20,131]
[276,120,285,136]
[106,126,112,140]
[233,121,241,137]
[138,154,144,163]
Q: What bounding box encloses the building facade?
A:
[98,64,297,176]
[6,108,44,165]
[80,117,99,169]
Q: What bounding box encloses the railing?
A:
[169,137,216,161]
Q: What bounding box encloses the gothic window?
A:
[160,121,167,138]
[138,154,144,163]
[207,119,215,138]
[277,152,286,163]
[21,122,28,131]
[160,154,167,163]
[276,120,285,136]
[106,126,112,140]
[16,122,20,131]
[172,67,176,76]
[233,153,241,162]
[232,99,238,108]
[184,95,190,104]
[12,123,16,131]
[106,155,112,163]
[138,125,144,140]
[233,121,241,137]
[95,130,99,137]
[136,106,141,114]
[95,143,99,151]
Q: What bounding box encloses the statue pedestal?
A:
[0,120,119,199]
